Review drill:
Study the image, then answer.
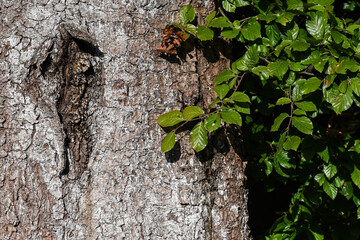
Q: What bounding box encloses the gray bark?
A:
[0,0,250,239]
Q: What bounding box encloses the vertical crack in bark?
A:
[56,35,100,180]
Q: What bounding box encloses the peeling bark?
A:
[0,0,251,239]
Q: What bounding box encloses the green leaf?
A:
[331,30,344,44]
[287,0,303,10]
[300,77,322,95]
[315,173,326,186]
[338,80,348,93]
[220,109,242,126]
[283,136,301,151]
[313,55,328,73]
[258,13,277,23]
[276,11,294,26]
[243,45,259,68]
[196,26,214,41]
[331,86,354,114]
[214,70,235,84]
[285,22,300,40]
[221,27,240,39]
[264,160,273,175]
[222,0,236,12]
[184,24,196,35]
[232,0,250,7]
[290,39,311,51]
[292,79,306,101]
[268,61,289,79]
[323,180,338,200]
[292,116,313,135]
[308,0,334,5]
[351,78,360,97]
[205,12,216,25]
[183,106,204,120]
[209,17,232,28]
[231,92,251,103]
[317,146,329,163]
[293,109,307,115]
[276,97,291,105]
[265,24,281,47]
[234,102,250,114]
[295,101,318,112]
[351,166,360,189]
[241,18,261,41]
[309,226,324,240]
[357,207,360,220]
[274,40,292,57]
[237,46,259,70]
[161,132,175,152]
[214,84,230,99]
[179,5,195,25]
[341,181,353,200]
[271,113,289,132]
[325,75,336,88]
[157,110,184,127]
[306,11,329,40]
[209,98,221,108]
[334,176,344,188]
[289,62,307,71]
[252,66,271,80]
[276,151,295,169]
[190,121,208,152]
[323,163,337,179]
[205,113,221,132]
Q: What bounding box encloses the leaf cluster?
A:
[157,1,360,238]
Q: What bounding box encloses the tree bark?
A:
[0,0,250,239]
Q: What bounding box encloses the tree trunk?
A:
[0,0,250,239]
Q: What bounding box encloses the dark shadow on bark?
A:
[165,141,181,163]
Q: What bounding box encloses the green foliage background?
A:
[157,0,360,239]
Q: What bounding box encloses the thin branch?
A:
[298,71,315,76]
[259,56,271,64]
[234,72,246,93]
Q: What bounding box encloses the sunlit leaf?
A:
[323,163,337,179]
[161,132,175,152]
[306,11,329,40]
[209,17,232,28]
[242,18,261,41]
[268,61,289,79]
[292,116,313,135]
[283,136,301,151]
[190,121,208,152]
[214,84,230,99]
[205,113,221,132]
[323,180,337,200]
[315,173,326,186]
[214,70,235,84]
[271,113,289,132]
[179,5,195,25]
[351,166,360,189]
[197,26,214,41]
[220,109,242,126]
[295,101,318,112]
[300,77,322,95]
[231,92,251,103]
[276,97,291,105]
[183,106,205,120]
[157,110,184,127]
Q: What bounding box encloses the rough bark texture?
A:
[0,0,250,239]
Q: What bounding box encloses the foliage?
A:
[157,0,360,239]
